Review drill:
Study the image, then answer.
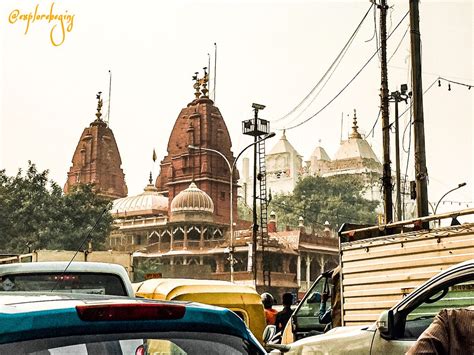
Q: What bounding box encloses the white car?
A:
[0,261,134,297]
[265,259,474,354]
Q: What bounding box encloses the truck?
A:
[279,208,474,345]
[265,257,474,354]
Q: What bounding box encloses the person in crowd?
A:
[406,306,474,355]
[261,292,277,325]
[275,292,294,333]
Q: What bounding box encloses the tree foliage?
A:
[0,162,113,253]
[269,175,379,230]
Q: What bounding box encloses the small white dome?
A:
[112,184,168,217]
[170,182,214,214]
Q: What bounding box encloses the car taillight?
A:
[76,303,186,321]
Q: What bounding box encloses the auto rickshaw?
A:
[133,278,267,344]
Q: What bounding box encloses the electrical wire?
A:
[388,24,409,63]
[283,10,410,131]
[367,108,382,138]
[279,33,356,128]
[438,77,473,89]
[273,3,374,123]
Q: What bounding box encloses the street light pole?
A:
[389,84,410,221]
[434,183,467,215]
[189,132,275,283]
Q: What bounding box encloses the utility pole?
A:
[410,0,429,219]
[379,0,393,223]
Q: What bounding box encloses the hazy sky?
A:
[1,0,472,215]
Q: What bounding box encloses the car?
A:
[0,261,134,296]
[264,259,474,354]
[0,292,266,354]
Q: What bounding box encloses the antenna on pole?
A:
[213,42,217,102]
[107,70,112,126]
[207,52,211,99]
[340,112,343,143]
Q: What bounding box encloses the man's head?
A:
[282,292,293,307]
[261,292,274,309]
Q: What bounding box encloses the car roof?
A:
[0,262,134,296]
[0,292,262,350]
[0,261,126,274]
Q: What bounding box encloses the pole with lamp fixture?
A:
[389,84,411,221]
[188,132,275,282]
[434,182,467,215]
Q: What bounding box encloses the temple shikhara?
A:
[64,71,339,296]
[64,92,128,200]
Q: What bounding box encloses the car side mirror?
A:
[263,325,277,344]
[376,310,390,335]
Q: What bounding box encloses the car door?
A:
[370,266,474,354]
[290,272,333,341]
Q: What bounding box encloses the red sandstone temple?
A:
[64,92,127,200]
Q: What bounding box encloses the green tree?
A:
[269,175,379,230]
[0,162,113,253]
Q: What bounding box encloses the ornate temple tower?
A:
[155,69,238,224]
[64,92,128,200]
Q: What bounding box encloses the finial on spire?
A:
[95,91,103,120]
[149,171,153,185]
[192,72,201,99]
[350,109,362,139]
[200,67,209,97]
[282,129,286,139]
[192,68,210,100]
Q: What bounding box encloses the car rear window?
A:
[0,331,264,355]
[0,273,127,296]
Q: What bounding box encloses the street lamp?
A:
[434,182,467,215]
[389,84,410,221]
[189,131,275,282]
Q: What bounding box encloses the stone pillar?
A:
[170,257,174,266]
[170,229,174,251]
[199,256,204,265]
[247,243,253,272]
[282,255,290,273]
[199,227,204,250]
[297,254,301,287]
[183,226,188,250]
[183,257,187,265]
[306,254,312,290]
[216,256,224,273]
[320,255,325,273]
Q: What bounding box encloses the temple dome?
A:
[170,182,214,214]
[112,183,168,218]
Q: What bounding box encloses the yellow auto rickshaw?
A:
[133,278,266,344]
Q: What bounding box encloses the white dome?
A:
[112,184,168,217]
[170,182,214,214]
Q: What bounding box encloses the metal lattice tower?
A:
[242,103,271,288]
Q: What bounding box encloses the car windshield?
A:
[0,331,262,355]
[0,273,127,296]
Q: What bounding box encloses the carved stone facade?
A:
[64,93,127,200]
